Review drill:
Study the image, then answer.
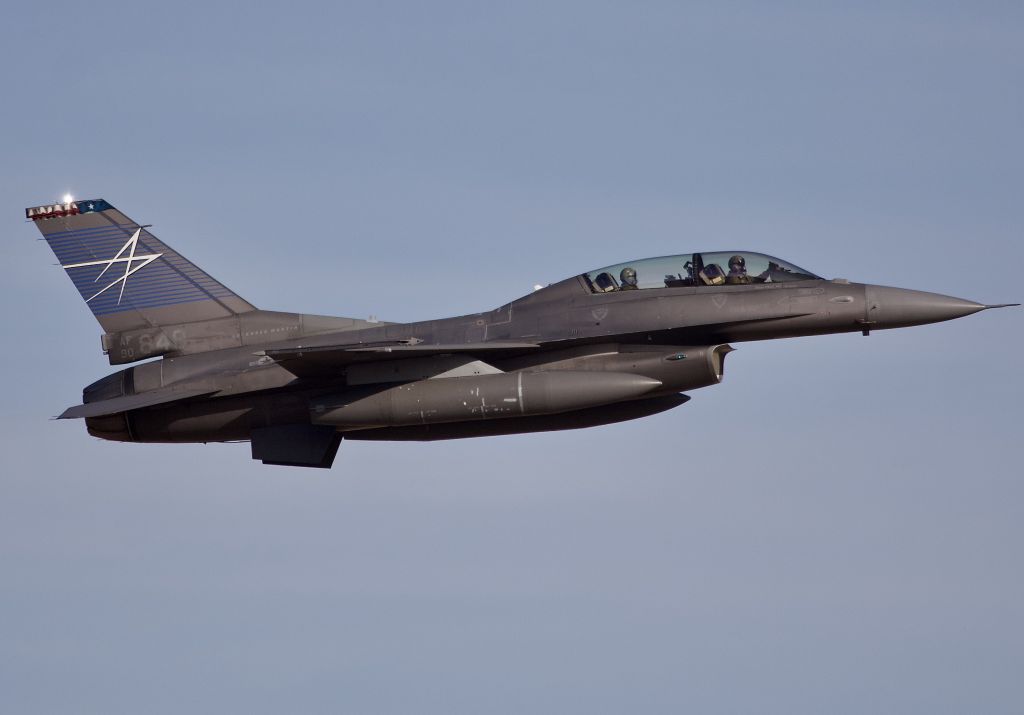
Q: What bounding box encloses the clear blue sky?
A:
[2,2,1022,713]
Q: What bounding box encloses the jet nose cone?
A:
[865,285,987,329]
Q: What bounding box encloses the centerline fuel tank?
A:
[311,370,663,429]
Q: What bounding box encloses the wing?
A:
[262,341,540,378]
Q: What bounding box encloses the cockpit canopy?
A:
[583,252,822,293]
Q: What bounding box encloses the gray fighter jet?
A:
[28,198,1017,468]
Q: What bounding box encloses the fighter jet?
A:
[28,197,1017,468]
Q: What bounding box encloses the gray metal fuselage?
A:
[30,197,1008,468]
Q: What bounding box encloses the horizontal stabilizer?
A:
[59,387,216,419]
[264,341,539,378]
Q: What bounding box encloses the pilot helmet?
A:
[620,266,638,287]
[728,255,746,272]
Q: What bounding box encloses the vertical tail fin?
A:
[27,198,255,334]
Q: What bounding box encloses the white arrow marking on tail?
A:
[61,228,163,304]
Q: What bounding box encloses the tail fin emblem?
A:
[61,228,163,304]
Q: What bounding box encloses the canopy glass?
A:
[584,252,822,293]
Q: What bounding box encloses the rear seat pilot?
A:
[620,266,639,290]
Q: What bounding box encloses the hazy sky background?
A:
[2,2,1022,713]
